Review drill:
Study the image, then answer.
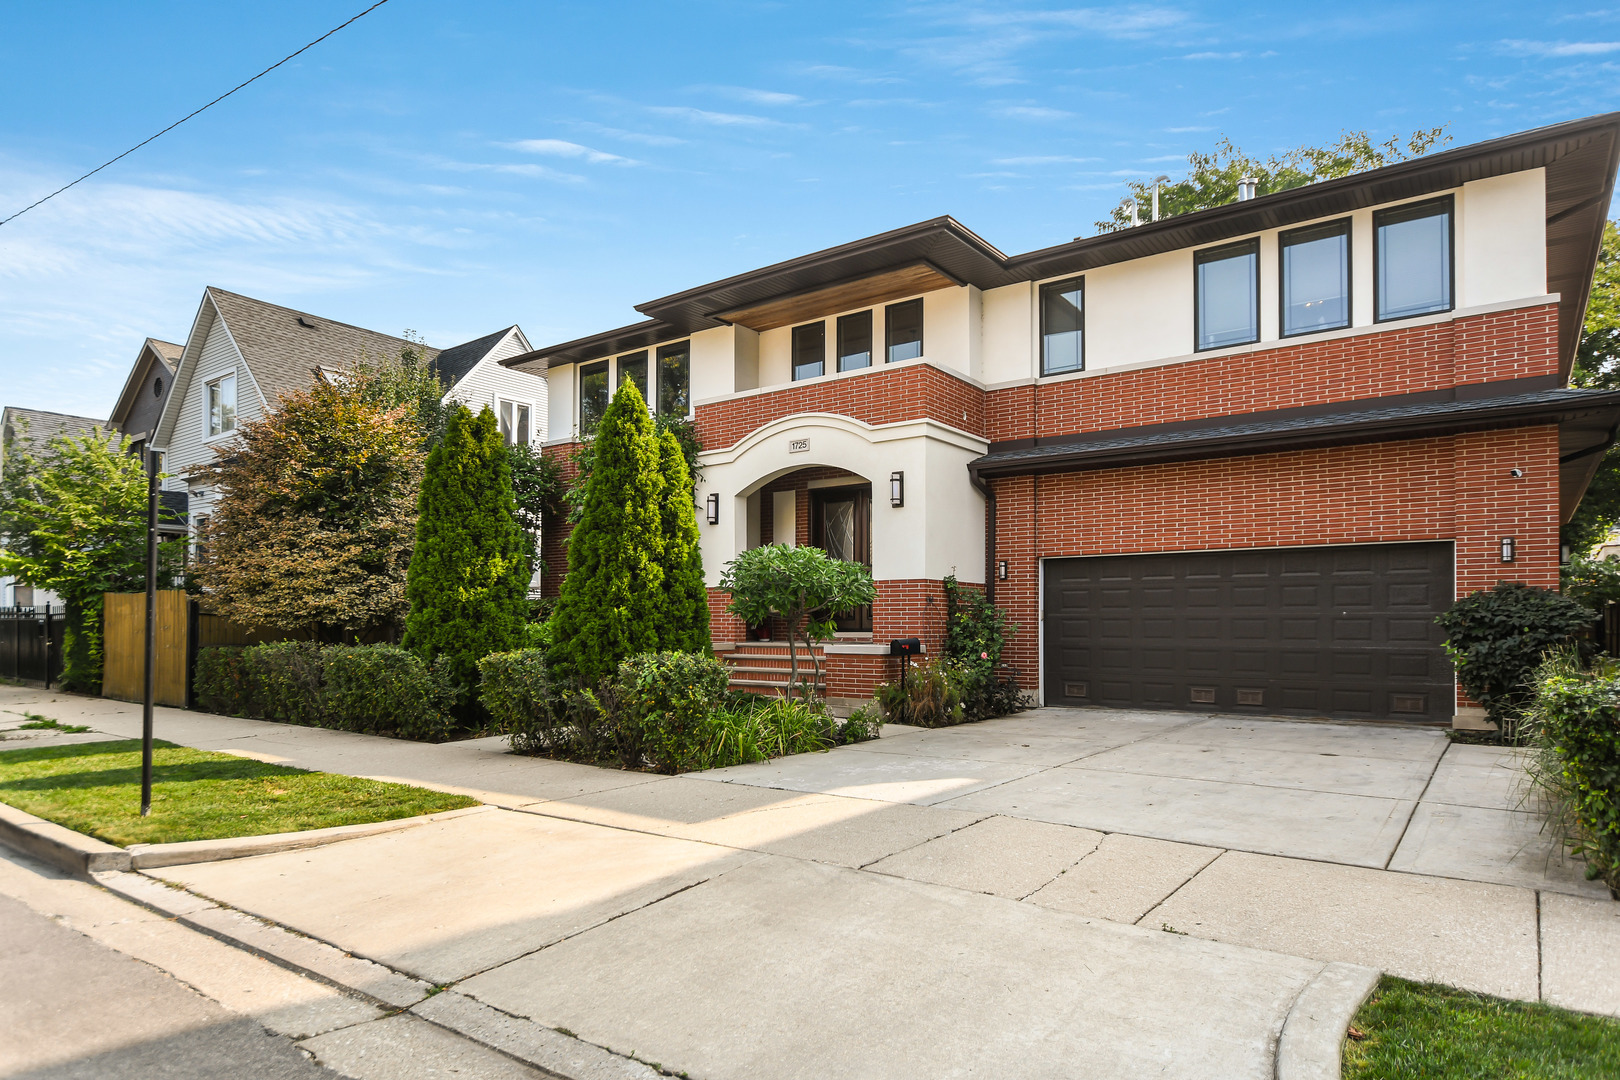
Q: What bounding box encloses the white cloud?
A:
[504,138,639,165]
[707,86,805,106]
[567,122,686,147]
[648,105,784,127]
[1165,125,1212,132]
[995,104,1076,121]
[1501,38,1620,56]
[992,154,1098,164]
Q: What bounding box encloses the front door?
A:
[812,485,872,633]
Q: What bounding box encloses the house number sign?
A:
[788,438,810,453]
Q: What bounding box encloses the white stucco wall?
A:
[546,363,576,444]
[981,282,1034,384]
[1459,169,1547,308]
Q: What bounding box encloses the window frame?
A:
[836,310,873,373]
[1278,218,1353,340]
[578,359,610,435]
[1373,195,1455,324]
[884,298,924,364]
[615,350,649,401]
[1193,238,1262,353]
[1039,275,1086,377]
[792,321,827,382]
[497,398,533,446]
[655,341,692,417]
[203,370,238,440]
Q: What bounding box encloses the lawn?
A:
[1344,976,1620,1079]
[0,739,478,846]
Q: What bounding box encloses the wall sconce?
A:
[1500,537,1516,563]
[890,471,904,508]
[997,560,1008,581]
[705,493,719,525]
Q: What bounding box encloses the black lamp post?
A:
[140,448,158,817]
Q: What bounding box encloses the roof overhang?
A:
[513,112,1620,375]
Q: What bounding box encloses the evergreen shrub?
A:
[246,641,326,726]
[616,651,730,773]
[656,428,712,653]
[478,649,555,754]
[1527,652,1620,894]
[194,646,251,716]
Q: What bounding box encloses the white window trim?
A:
[202,368,239,443]
[496,396,535,446]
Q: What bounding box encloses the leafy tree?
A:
[547,381,667,689]
[0,425,183,690]
[507,440,563,578]
[1562,549,1620,612]
[1565,222,1620,553]
[349,331,450,448]
[403,405,530,714]
[1096,128,1450,232]
[719,544,876,696]
[656,427,712,653]
[190,381,423,641]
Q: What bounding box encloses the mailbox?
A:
[889,638,922,656]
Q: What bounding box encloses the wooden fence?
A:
[102,592,303,707]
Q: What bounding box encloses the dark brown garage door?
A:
[1043,543,1454,722]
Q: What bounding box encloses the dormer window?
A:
[1195,239,1260,351]
[885,299,923,363]
[1376,197,1452,322]
[1281,220,1351,336]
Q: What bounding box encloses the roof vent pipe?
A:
[1237,176,1258,202]
[1119,196,1139,228]
[1151,175,1170,221]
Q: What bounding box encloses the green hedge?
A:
[1529,653,1620,894]
[193,643,454,742]
[478,648,554,754]
[617,652,730,773]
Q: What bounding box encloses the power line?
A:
[0,0,392,228]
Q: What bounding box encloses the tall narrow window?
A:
[1195,240,1260,351]
[1376,197,1452,321]
[498,400,531,445]
[656,342,690,416]
[792,322,825,381]
[616,350,648,400]
[1040,277,1085,375]
[885,299,923,363]
[1281,220,1351,336]
[205,373,236,436]
[837,311,872,372]
[579,360,609,434]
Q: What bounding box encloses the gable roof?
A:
[1,407,110,478]
[108,338,183,431]
[513,111,1620,373]
[431,326,517,389]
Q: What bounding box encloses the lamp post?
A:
[141,448,158,817]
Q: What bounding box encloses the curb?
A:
[1275,961,1382,1080]
[0,801,491,878]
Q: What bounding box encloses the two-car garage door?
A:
[1042,543,1453,722]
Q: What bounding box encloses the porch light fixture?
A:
[997,560,1009,581]
[705,493,719,525]
[1500,537,1516,563]
[889,471,904,508]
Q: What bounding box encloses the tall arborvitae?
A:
[403,405,529,713]
[547,381,666,688]
[656,427,712,653]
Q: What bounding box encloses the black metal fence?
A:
[0,606,63,686]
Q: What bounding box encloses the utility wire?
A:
[0,0,392,228]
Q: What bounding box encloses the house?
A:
[149,288,547,536]
[106,337,191,537]
[506,112,1620,728]
[0,406,110,608]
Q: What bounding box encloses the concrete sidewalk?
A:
[5,685,1620,1078]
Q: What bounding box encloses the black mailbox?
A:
[889,638,922,656]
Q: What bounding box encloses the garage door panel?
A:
[1044,543,1453,722]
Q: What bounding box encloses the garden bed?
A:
[1343,976,1620,1079]
[0,739,477,846]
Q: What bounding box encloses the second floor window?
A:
[579,360,609,433]
[1195,239,1260,351]
[206,373,236,437]
[498,400,531,446]
[793,322,825,381]
[837,311,872,372]
[1376,197,1452,321]
[617,351,648,400]
[657,343,690,416]
[885,298,923,362]
[1281,220,1351,336]
[1041,277,1085,375]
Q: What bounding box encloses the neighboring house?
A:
[0,406,109,608]
[107,337,190,536]
[508,112,1620,727]
[149,288,546,538]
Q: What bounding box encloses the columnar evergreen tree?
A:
[548,381,666,688]
[656,427,712,653]
[403,405,530,710]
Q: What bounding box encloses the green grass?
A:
[1344,976,1620,1079]
[0,739,478,846]
[16,715,90,734]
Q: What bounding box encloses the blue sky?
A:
[2,1,1618,418]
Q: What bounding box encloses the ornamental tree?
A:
[403,405,530,713]
[719,544,876,695]
[656,427,711,654]
[190,380,423,640]
[0,425,183,690]
[547,381,666,689]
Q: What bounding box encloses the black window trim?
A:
[1039,274,1086,377]
[655,340,691,417]
[1372,194,1455,325]
[836,309,874,373]
[1193,237,1261,353]
[883,296,924,363]
[578,358,609,434]
[615,349,649,400]
[791,320,827,382]
[1277,217,1354,340]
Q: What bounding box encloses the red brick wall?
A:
[538,442,581,598]
[989,426,1562,691]
[695,363,986,450]
[987,303,1560,442]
